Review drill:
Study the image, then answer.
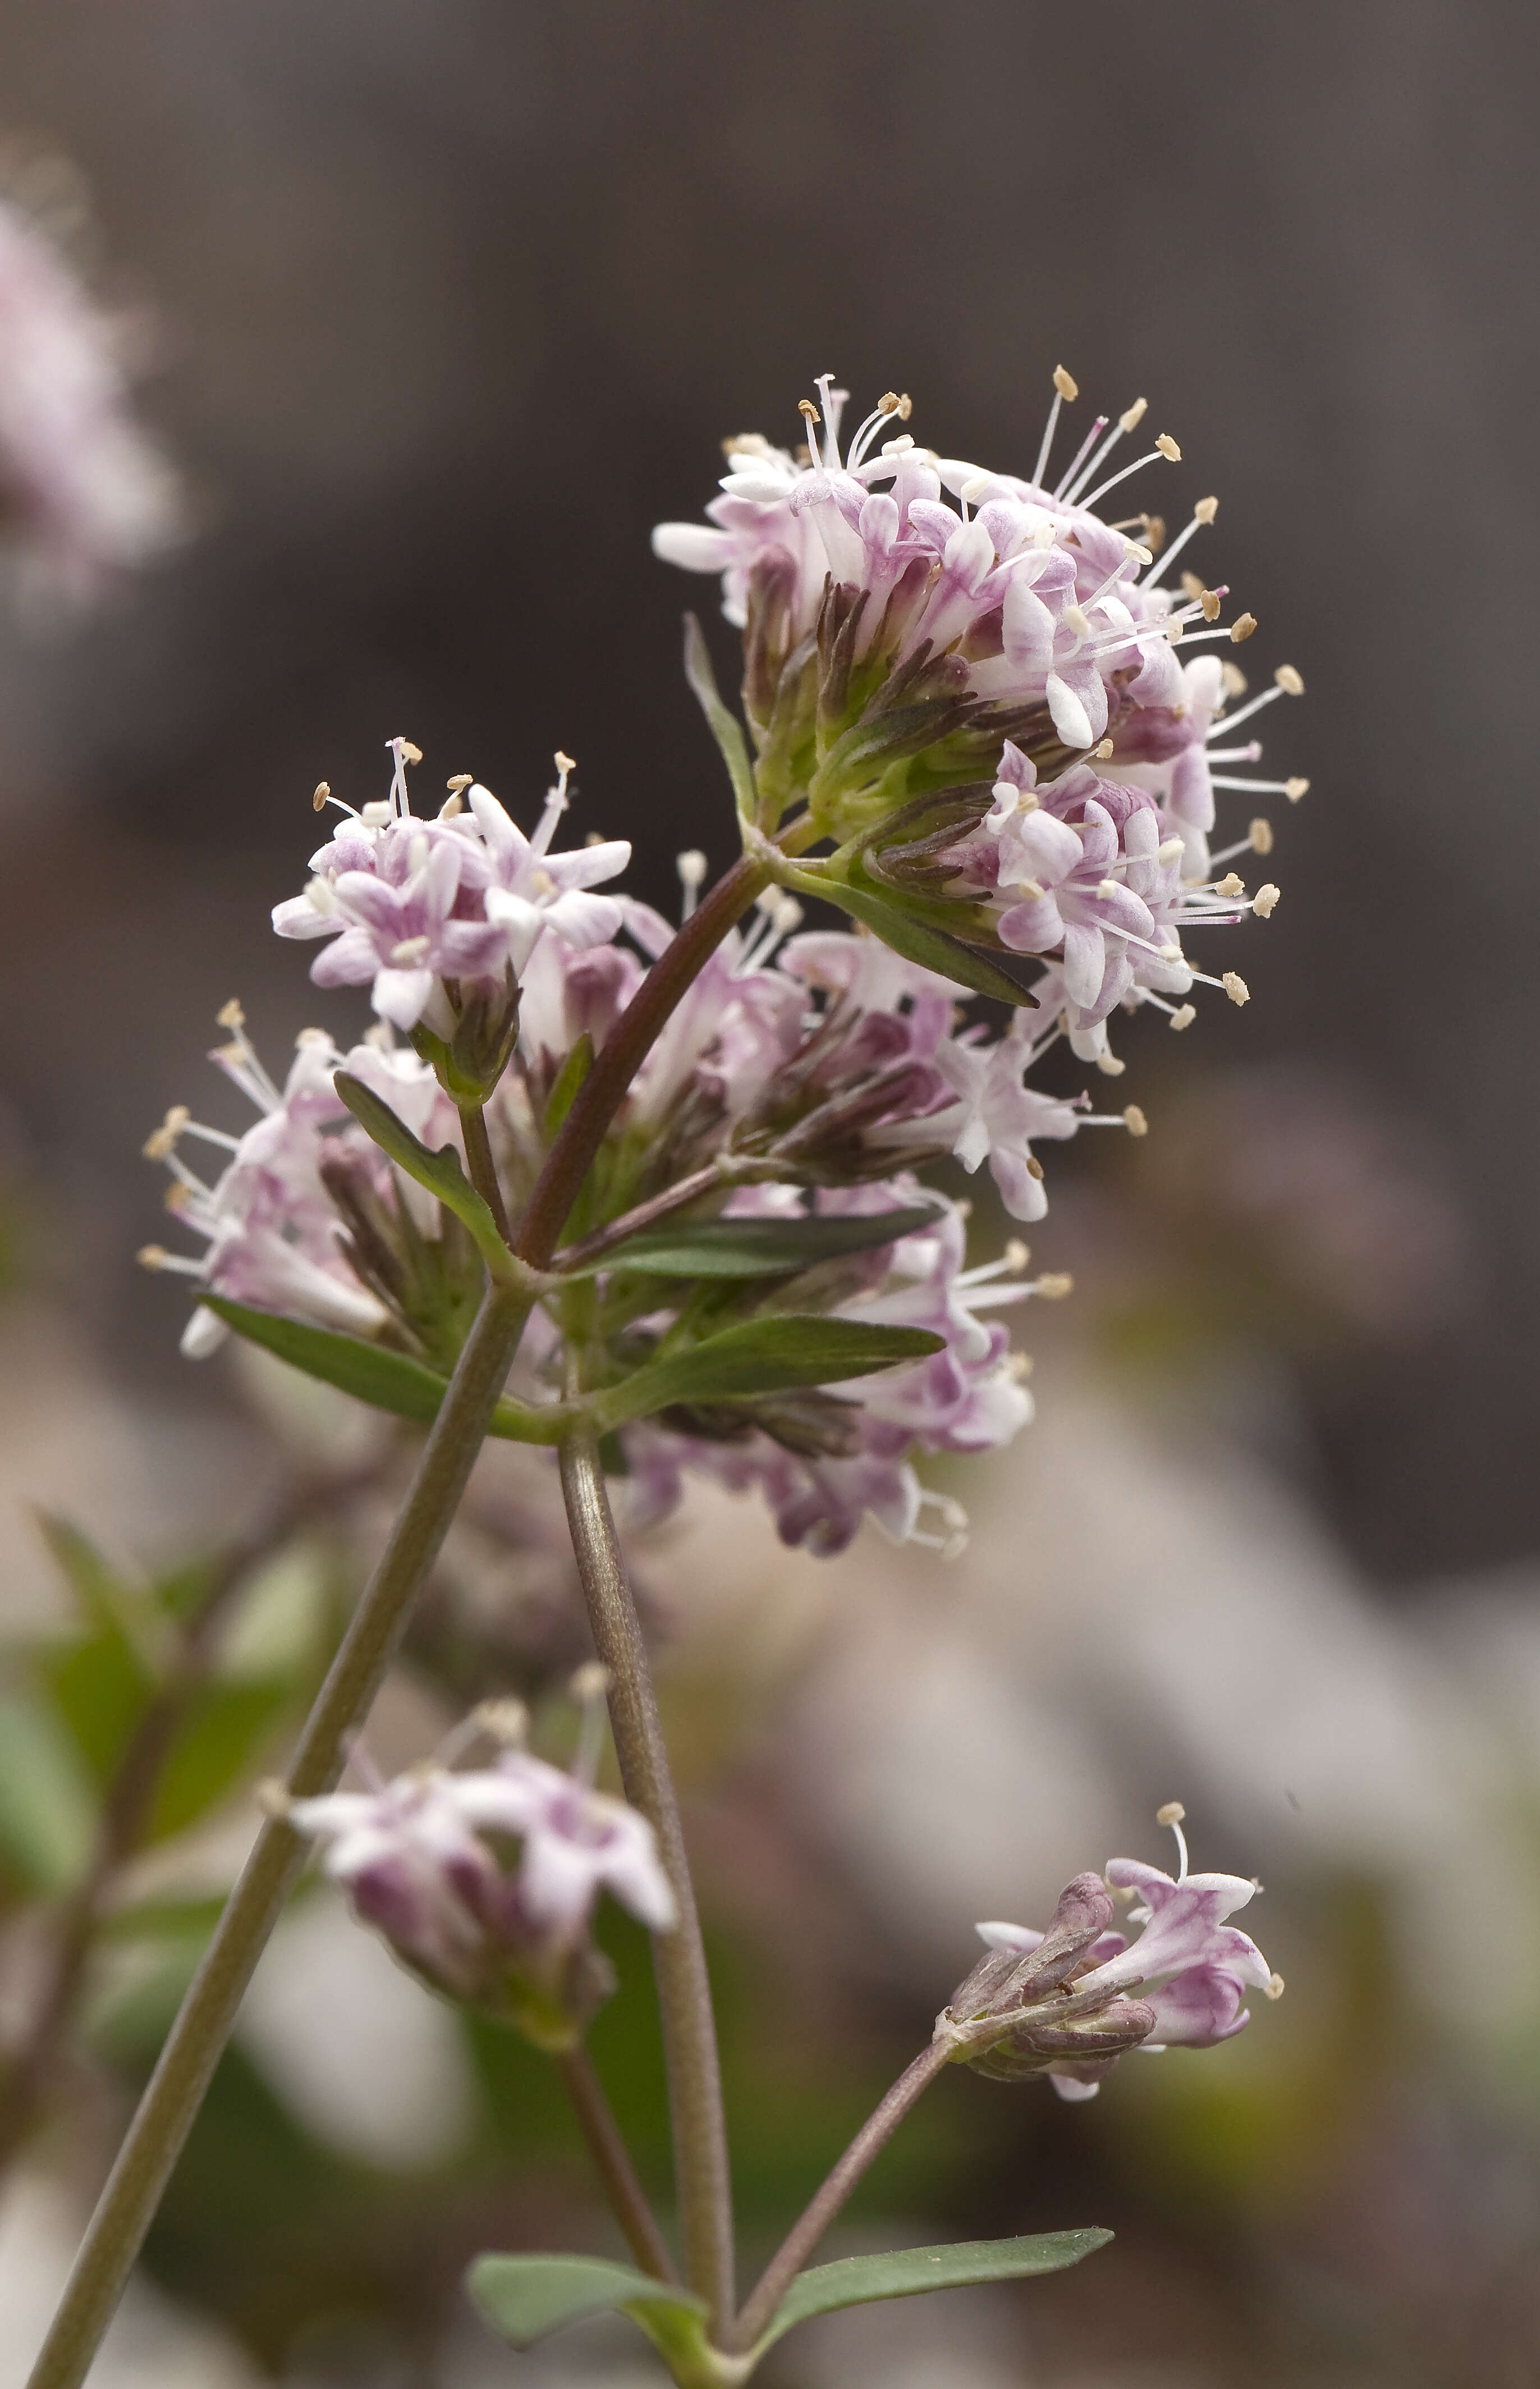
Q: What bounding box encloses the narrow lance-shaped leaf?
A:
[561,1203,943,1280]
[201,1298,571,1445]
[792,875,1043,1009]
[751,2230,1113,2353]
[683,611,759,823]
[589,1314,945,1434]
[332,1071,518,1282]
[467,2256,717,2379]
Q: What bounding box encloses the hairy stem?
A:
[727,2042,952,2351]
[24,1282,533,2389]
[557,1425,735,2336]
[514,853,770,1269]
[557,2048,679,2285]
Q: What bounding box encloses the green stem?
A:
[556,2047,679,2285]
[727,2040,951,2353]
[512,853,771,1269]
[24,1282,533,2389]
[557,1425,736,2337]
[458,1101,515,1247]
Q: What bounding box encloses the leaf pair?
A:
[469,2230,1111,2383]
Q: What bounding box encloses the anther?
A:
[1286,776,1309,802]
[1215,872,1246,898]
[554,749,576,774]
[1230,612,1258,642]
[1006,1351,1034,1380]
[143,1105,189,1161]
[570,1661,612,1705]
[1194,496,1219,526]
[1275,665,1305,695]
[1097,1051,1126,1077]
[446,772,474,791]
[391,936,431,964]
[1222,971,1250,1006]
[676,849,707,887]
[1066,604,1092,638]
[1026,1157,1045,1181]
[1168,1003,1197,1031]
[1035,1271,1073,1299]
[1166,616,1185,643]
[1264,1972,1286,2001]
[1004,1238,1031,1272]
[396,739,423,765]
[1157,836,1185,867]
[1249,818,1274,854]
[1155,433,1181,461]
[1053,364,1079,401]
[1156,1800,1186,1827]
[138,1243,169,1270]
[1119,396,1148,433]
[1094,736,1115,759]
[1124,1105,1148,1137]
[1097,877,1121,899]
[311,780,331,813]
[1221,661,1248,698]
[216,999,245,1031]
[1200,589,1222,623]
[1144,514,1166,550]
[799,397,821,426]
[360,800,392,827]
[1252,882,1281,918]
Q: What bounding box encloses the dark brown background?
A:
[0,0,1532,1582]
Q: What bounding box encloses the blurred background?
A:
[0,3,1537,2383]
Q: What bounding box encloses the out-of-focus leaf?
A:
[754,2230,1114,2350]
[590,1315,943,1431]
[0,1692,98,1893]
[36,1516,169,1680]
[468,2254,714,2379]
[34,1518,161,1785]
[563,1205,941,1280]
[146,1678,293,1843]
[332,1071,515,1280]
[201,1299,567,1444]
[98,1892,228,1943]
[544,1031,595,1139]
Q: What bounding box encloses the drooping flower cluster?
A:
[941,1808,1281,2100]
[654,369,1301,1056]
[0,181,182,602]
[282,1682,676,2047]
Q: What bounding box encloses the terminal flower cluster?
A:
[943,1810,1282,2100]
[282,1686,676,2045]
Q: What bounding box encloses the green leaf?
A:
[332,1071,516,1280]
[0,1692,98,1893]
[544,1032,595,1139]
[565,1205,942,1280]
[683,613,758,823]
[817,880,1044,1008]
[36,1517,171,1682]
[202,1298,569,1444]
[591,1315,944,1433]
[755,2231,1113,2351]
[467,2253,707,2354]
[146,1678,293,1843]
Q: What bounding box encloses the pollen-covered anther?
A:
[143,1105,189,1161]
[138,1243,171,1270]
[1155,433,1181,461]
[1096,1051,1127,1077]
[1194,495,1220,524]
[217,999,245,1031]
[1053,364,1079,401]
[1165,616,1185,644]
[1123,1104,1149,1137]
[1230,612,1258,643]
[1249,818,1275,854]
[473,1697,531,1747]
[1275,665,1305,695]
[1157,836,1186,867]
[446,772,474,792]
[1119,396,1148,433]
[798,397,821,427]
[1066,604,1092,638]
[1221,661,1248,699]
[1286,776,1310,802]
[1094,737,1115,759]
[553,749,576,775]
[396,739,424,765]
[1034,1271,1074,1299]
[570,1660,612,1704]
[1156,1800,1186,1827]
[1252,882,1281,918]
[676,849,707,889]
[311,780,331,813]
[1264,1971,1286,2001]
[1097,877,1121,900]
[1215,872,1246,898]
[1004,1239,1031,1273]
[1222,971,1251,1006]
[1169,1003,1197,1032]
[1200,589,1223,623]
[1122,541,1153,567]
[878,390,913,420]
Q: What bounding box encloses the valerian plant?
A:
[25,367,1298,2388]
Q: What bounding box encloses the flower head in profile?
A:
[281,1675,676,2048]
[940,1805,1282,2100]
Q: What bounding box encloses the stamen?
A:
[570,1662,612,1786]
[1062,399,1147,506]
[1221,971,1250,1005]
[1053,413,1109,501]
[1032,364,1078,487]
[1230,612,1258,642]
[1156,1799,1189,1882]
[1252,883,1281,918]
[1139,496,1218,591]
[137,1244,204,1278]
[1123,1104,1148,1137]
[311,780,331,813]
[676,848,708,921]
[1169,1003,1196,1031]
[1079,443,1180,512]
